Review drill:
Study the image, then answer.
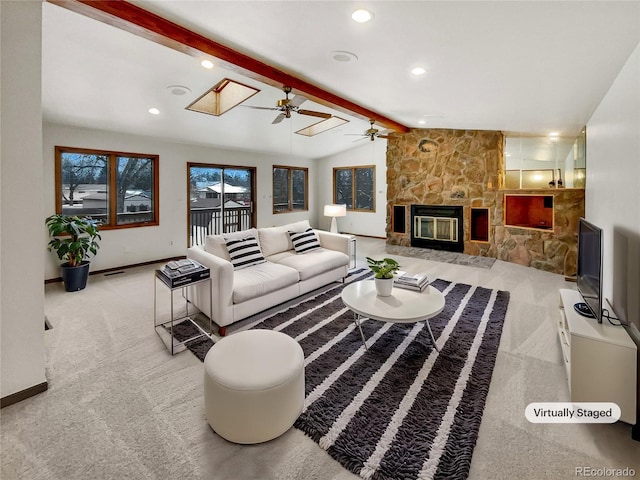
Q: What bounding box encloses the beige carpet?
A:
[1,236,639,480]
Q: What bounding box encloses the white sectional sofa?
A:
[186,220,351,335]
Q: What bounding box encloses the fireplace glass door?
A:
[414,216,458,243]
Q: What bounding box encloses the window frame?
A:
[333,165,376,212]
[272,165,309,214]
[54,146,159,230]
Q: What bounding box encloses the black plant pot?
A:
[61,261,91,292]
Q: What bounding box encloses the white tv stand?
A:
[557,289,637,424]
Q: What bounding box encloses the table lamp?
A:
[324,204,346,233]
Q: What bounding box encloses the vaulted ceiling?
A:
[42,1,640,159]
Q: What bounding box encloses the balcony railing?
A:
[190,206,252,246]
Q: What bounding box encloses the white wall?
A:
[1,1,47,398]
[43,123,318,280]
[585,42,640,333]
[316,139,387,237]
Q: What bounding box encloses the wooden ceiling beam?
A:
[46,0,410,133]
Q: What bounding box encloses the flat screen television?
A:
[575,218,603,323]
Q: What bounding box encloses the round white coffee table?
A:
[341,280,445,351]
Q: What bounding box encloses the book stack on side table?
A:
[394,271,430,292]
[157,259,210,288]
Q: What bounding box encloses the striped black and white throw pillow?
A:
[224,236,266,270]
[288,228,321,254]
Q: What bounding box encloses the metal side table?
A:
[153,270,212,355]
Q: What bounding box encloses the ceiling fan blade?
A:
[243,105,279,111]
[345,133,365,136]
[298,109,332,119]
[272,113,286,124]
[289,95,307,108]
[377,135,391,139]
[352,137,368,143]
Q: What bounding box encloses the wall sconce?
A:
[324,204,347,233]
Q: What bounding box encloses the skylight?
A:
[295,116,349,137]
[186,78,260,116]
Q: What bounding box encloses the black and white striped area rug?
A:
[180,273,510,480]
[250,275,510,480]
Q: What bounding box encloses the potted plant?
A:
[366,257,400,297]
[46,214,101,292]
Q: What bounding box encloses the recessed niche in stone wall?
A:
[471,208,490,242]
[392,205,407,233]
[504,194,554,231]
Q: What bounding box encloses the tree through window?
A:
[333,166,375,211]
[273,166,308,213]
[55,146,159,228]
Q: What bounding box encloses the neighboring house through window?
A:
[55,146,159,228]
[333,166,375,211]
[273,166,308,213]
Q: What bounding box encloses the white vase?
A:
[374,277,393,297]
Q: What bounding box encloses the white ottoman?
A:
[203,329,305,444]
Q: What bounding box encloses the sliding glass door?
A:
[188,164,256,246]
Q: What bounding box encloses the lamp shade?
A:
[323,204,347,218]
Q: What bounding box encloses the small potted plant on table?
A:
[46,214,101,292]
[366,257,400,297]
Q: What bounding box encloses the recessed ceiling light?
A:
[351,9,373,23]
[167,85,192,96]
[201,59,214,69]
[418,120,426,125]
[549,132,559,137]
[331,50,358,63]
[148,108,160,115]
[411,67,426,76]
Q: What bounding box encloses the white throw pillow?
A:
[288,228,321,254]
[224,236,266,270]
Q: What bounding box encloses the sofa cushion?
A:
[288,228,321,254]
[232,262,299,304]
[268,248,349,281]
[205,228,260,261]
[225,236,266,270]
[258,220,310,257]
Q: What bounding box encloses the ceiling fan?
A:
[244,86,332,124]
[348,120,392,142]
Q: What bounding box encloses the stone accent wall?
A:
[496,189,585,275]
[386,128,585,276]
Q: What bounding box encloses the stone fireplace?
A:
[411,205,464,252]
[386,128,585,276]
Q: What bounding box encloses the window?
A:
[273,166,308,213]
[55,146,159,229]
[333,166,375,211]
